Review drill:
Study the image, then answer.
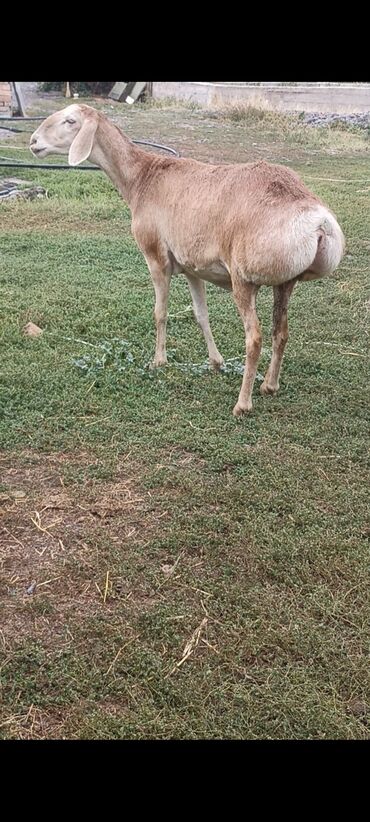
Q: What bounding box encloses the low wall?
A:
[152,83,370,113]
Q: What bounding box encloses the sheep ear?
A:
[68,116,97,166]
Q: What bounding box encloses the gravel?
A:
[302,112,370,129]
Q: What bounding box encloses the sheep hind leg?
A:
[185,273,224,369]
[260,279,296,396]
[232,278,261,416]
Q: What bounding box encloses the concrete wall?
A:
[152,82,370,113]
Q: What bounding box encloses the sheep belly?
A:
[182,262,232,290]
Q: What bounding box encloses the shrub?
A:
[38,82,115,97]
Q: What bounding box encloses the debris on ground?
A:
[0,180,48,202]
[23,322,43,338]
[303,111,370,128]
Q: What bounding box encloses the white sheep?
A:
[30,104,345,415]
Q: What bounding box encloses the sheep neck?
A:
[89,117,151,207]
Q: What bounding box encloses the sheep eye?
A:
[63,118,76,125]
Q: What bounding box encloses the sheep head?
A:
[30,104,98,166]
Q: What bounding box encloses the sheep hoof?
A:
[260,381,279,396]
[150,358,168,370]
[233,401,252,417]
[209,356,224,371]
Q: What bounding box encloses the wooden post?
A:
[11,82,26,116]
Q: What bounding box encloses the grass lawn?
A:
[0,99,369,739]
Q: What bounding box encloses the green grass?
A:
[0,104,369,739]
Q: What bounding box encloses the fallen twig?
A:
[165,618,208,678]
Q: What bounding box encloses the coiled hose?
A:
[0,115,180,169]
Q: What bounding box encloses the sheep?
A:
[30,104,345,416]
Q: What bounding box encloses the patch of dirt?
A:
[0,696,135,739]
[0,450,164,651]
[0,703,72,740]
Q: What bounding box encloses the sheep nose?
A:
[30,135,37,146]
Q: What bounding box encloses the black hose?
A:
[0,160,101,170]
[0,116,45,121]
[0,126,179,156]
[0,138,178,157]
[132,139,178,156]
[0,117,45,133]
[0,126,27,133]
[0,143,179,171]
[0,114,179,154]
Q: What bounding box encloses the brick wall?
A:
[0,82,12,109]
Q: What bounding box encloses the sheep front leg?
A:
[232,279,261,416]
[260,279,296,396]
[149,266,171,368]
